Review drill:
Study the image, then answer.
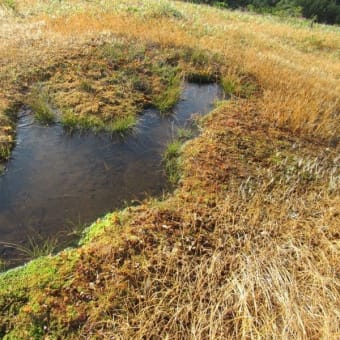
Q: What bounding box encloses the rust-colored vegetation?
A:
[0,0,339,338]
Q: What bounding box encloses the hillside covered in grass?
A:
[0,0,339,338]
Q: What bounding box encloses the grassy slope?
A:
[0,0,339,338]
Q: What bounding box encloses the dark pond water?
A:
[0,83,222,263]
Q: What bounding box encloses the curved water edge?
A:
[0,82,223,267]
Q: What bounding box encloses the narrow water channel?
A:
[0,83,222,264]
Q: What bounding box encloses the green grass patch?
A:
[153,75,182,112]
[79,213,117,245]
[144,1,184,19]
[186,49,211,66]
[77,116,104,132]
[0,144,10,160]
[60,110,79,133]
[62,111,136,136]
[78,80,95,93]
[221,77,237,96]
[221,76,258,98]
[61,111,105,133]
[108,115,137,136]
[213,99,229,108]
[177,127,193,141]
[163,140,182,184]
[130,75,151,93]
[0,0,16,11]
[151,61,182,109]
[28,86,55,125]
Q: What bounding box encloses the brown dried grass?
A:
[0,1,339,338]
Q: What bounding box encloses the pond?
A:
[0,82,222,265]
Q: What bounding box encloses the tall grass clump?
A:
[0,144,10,160]
[144,0,184,19]
[221,77,238,96]
[163,140,182,184]
[108,115,136,136]
[28,86,55,125]
[78,80,95,93]
[153,75,182,112]
[60,110,79,133]
[221,75,258,98]
[0,236,58,262]
[177,127,193,140]
[62,111,136,135]
[61,111,105,133]
[0,163,5,175]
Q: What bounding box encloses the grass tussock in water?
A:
[0,106,17,162]
[153,79,182,112]
[0,0,339,338]
[0,145,10,161]
[108,115,137,135]
[28,86,55,125]
[163,139,182,185]
[0,237,58,262]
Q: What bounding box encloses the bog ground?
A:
[0,1,339,338]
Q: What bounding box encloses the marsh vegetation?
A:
[0,83,222,269]
[0,0,339,339]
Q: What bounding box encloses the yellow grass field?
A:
[0,0,339,338]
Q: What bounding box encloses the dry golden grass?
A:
[103,101,338,339]
[1,1,339,140]
[0,1,339,338]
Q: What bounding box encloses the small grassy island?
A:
[0,0,339,338]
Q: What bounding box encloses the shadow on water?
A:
[0,82,223,267]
